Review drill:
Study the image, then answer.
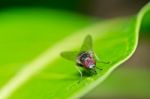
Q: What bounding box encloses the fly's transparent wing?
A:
[60,51,78,61]
[61,51,83,81]
[80,35,93,52]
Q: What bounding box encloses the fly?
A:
[61,35,109,80]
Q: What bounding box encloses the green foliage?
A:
[0,3,150,99]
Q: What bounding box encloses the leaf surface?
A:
[0,3,150,99]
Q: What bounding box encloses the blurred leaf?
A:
[0,2,150,99]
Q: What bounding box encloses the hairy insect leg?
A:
[96,66,103,70]
[94,53,100,62]
[99,61,110,64]
[75,66,82,83]
[91,67,97,74]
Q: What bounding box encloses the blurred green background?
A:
[0,0,150,99]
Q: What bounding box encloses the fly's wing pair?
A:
[60,35,94,61]
[60,35,95,80]
[61,35,106,80]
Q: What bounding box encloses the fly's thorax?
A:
[76,51,96,68]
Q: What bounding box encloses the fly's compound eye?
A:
[80,53,87,61]
[82,54,87,58]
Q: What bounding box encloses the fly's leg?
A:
[96,61,110,72]
[75,66,82,83]
[98,61,110,64]
[91,67,97,74]
[96,66,103,70]
[94,52,100,62]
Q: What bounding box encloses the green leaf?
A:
[0,3,150,99]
